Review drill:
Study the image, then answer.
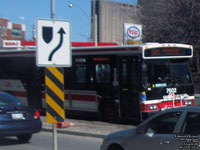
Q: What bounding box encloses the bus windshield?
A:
[170,59,192,85]
[143,59,192,88]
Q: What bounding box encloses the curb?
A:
[42,127,105,138]
[40,117,134,139]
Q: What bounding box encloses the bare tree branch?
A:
[139,0,200,72]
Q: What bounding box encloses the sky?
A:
[0,0,137,42]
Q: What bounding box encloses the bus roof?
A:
[0,43,193,58]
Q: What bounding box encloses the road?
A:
[0,131,103,150]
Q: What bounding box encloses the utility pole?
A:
[69,0,97,45]
[92,0,97,45]
[94,14,97,46]
[0,15,3,48]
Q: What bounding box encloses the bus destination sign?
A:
[144,47,192,58]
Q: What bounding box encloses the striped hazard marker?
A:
[45,67,65,123]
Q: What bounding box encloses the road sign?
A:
[37,19,71,67]
[45,67,65,123]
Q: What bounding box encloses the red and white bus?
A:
[0,42,195,122]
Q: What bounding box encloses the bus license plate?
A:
[11,113,23,120]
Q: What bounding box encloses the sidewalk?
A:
[41,116,134,138]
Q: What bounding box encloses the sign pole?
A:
[37,2,71,150]
[53,123,57,150]
[51,1,57,150]
[51,0,55,19]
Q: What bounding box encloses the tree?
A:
[139,0,200,72]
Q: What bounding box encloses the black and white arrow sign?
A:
[48,28,66,61]
[37,19,71,67]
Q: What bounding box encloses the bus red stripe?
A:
[71,94,96,102]
[2,90,27,97]
[42,93,97,102]
[141,99,194,112]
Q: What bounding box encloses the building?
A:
[0,18,25,47]
[91,0,140,44]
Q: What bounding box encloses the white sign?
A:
[37,19,71,67]
[3,40,21,48]
[124,23,142,44]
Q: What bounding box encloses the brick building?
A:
[0,18,25,47]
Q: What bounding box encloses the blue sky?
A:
[0,0,137,42]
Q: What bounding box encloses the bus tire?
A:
[99,102,119,123]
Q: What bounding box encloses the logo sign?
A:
[127,26,140,39]
[3,40,21,48]
[124,23,142,45]
[37,19,71,67]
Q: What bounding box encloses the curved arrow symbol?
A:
[48,28,66,61]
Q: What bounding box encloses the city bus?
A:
[0,42,194,123]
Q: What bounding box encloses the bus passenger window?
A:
[121,63,128,84]
[96,64,111,84]
[75,58,87,83]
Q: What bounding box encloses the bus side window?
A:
[121,63,128,84]
[64,68,73,89]
[131,58,138,86]
[95,64,111,84]
[75,58,87,84]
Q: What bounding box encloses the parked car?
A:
[0,91,42,142]
[101,106,200,150]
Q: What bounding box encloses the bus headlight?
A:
[185,101,192,105]
[149,104,158,110]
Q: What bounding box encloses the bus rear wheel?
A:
[100,102,119,123]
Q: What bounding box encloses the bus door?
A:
[119,56,140,119]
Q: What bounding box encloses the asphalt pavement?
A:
[41,94,200,138]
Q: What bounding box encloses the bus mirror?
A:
[142,63,147,72]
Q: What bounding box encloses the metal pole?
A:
[51,0,55,19]
[0,15,3,48]
[51,1,57,150]
[92,0,96,44]
[95,14,97,46]
[53,123,57,150]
